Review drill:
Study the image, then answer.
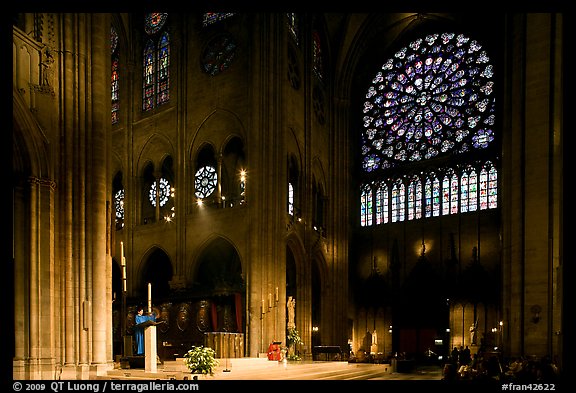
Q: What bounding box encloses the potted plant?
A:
[183,345,219,377]
[286,327,303,361]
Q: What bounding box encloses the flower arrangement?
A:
[287,327,303,346]
[286,327,303,361]
[183,345,219,375]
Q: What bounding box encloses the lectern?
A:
[136,320,164,372]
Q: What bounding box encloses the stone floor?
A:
[105,357,443,381]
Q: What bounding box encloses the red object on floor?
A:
[267,342,282,361]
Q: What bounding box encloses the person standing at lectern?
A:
[134,305,156,355]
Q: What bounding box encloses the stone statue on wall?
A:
[470,320,478,345]
[370,329,378,354]
[41,48,54,87]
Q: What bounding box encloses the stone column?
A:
[89,13,112,370]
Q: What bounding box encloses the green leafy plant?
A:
[286,353,301,361]
[286,327,303,361]
[183,345,219,375]
[287,327,303,346]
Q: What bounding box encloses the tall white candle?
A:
[275,287,279,302]
[148,283,152,313]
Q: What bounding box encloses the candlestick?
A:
[121,258,127,292]
[121,241,127,292]
[120,241,127,357]
[262,299,265,314]
[268,293,272,309]
[148,283,152,313]
[275,287,279,302]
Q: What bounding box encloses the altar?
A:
[204,332,244,358]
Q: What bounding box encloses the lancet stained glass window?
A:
[360,184,373,227]
[312,31,324,80]
[156,32,170,105]
[114,189,124,223]
[111,26,119,124]
[287,13,299,45]
[375,182,388,225]
[288,182,294,215]
[432,173,441,217]
[143,13,170,111]
[391,179,405,223]
[359,160,497,226]
[479,161,497,210]
[407,175,422,220]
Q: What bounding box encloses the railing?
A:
[13,25,53,111]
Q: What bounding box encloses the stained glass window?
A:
[143,40,155,111]
[157,32,170,105]
[288,182,294,215]
[375,181,388,224]
[461,172,469,213]
[361,32,496,172]
[450,172,459,214]
[461,165,479,213]
[359,32,498,227]
[442,173,450,215]
[287,13,299,45]
[479,161,498,210]
[202,13,234,27]
[312,31,323,80]
[143,13,170,111]
[111,26,119,124]
[360,184,372,227]
[149,178,171,207]
[240,170,246,201]
[425,177,432,218]
[488,165,498,209]
[432,175,441,217]
[201,34,237,76]
[111,25,118,53]
[145,13,168,35]
[407,175,422,220]
[407,178,416,220]
[114,188,124,224]
[415,177,423,219]
[468,168,478,212]
[361,33,498,225]
[195,166,218,199]
[361,161,495,226]
[391,180,405,222]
